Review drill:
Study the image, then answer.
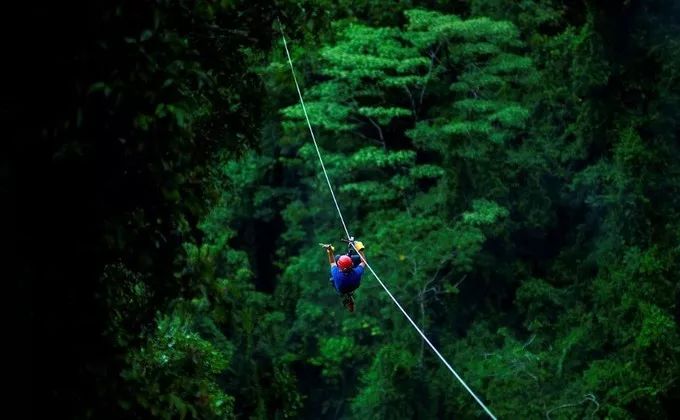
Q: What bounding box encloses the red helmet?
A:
[337,255,353,271]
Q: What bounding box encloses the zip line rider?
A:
[320,239,366,312]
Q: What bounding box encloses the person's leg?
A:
[341,285,356,312]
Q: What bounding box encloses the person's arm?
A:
[354,241,366,267]
[357,248,366,267]
[326,245,336,266]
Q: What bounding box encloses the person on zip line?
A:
[320,238,366,312]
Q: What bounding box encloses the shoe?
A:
[342,293,355,312]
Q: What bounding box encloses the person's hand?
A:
[319,243,335,252]
[354,241,365,252]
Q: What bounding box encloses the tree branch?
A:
[365,116,386,150]
[404,85,417,119]
[348,116,384,146]
[545,394,599,420]
[419,43,443,109]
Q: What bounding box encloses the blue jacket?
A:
[331,264,364,294]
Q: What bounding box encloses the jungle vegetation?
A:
[23,0,680,418]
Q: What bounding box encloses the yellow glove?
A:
[354,241,365,252]
[319,243,335,252]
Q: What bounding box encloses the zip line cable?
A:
[277,19,497,420]
[278,23,352,241]
[350,242,497,420]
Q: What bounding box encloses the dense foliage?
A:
[25,0,679,418]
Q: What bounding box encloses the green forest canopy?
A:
[25,0,680,419]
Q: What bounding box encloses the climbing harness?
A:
[277,19,497,420]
